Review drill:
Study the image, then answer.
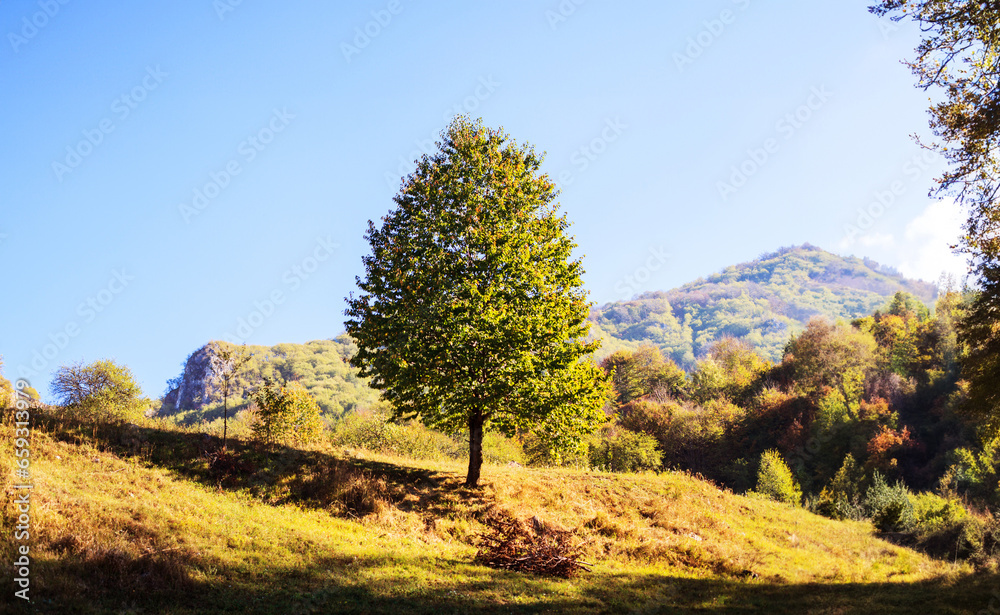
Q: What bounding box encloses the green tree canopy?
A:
[871,0,1000,268]
[249,379,324,446]
[783,319,878,399]
[886,291,930,321]
[872,1,1000,432]
[345,116,611,487]
[692,337,771,405]
[50,359,147,424]
[600,345,687,406]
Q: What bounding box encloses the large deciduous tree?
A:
[871,0,1000,266]
[345,116,611,487]
[871,1,1000,429]
[783,319,878,400]
[600,345,687,406]
[959,264,1000,431]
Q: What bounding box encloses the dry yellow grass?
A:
[1,422,994,614]
[344,451,961,584]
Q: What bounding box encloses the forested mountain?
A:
[589,244,939,368]
[161,245,940,419]
[161,335,377,417]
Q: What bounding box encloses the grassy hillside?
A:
[589,244,939,367]
[4,415,995,614]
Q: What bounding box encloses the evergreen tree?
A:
[754,449,802,505]
[959,265,1000,432]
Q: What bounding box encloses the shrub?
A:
[863,471,915,531]
[521,430,589,467]
[479,430,527,465]
[915,514,1000,569]
[753,449,802,505]
[718,457,755,494]
[816,453,866,521]
[49,359,147,425]
[332,411,462,459]
[956,515,1000,568]
[249,380,324,446]
[330,410,523,464]
[911,492,967,532]
[166,404,257,441]
[588,428,662,473]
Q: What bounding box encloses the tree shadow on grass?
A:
[38,413,492,522]
[28,415,1000,614]
[13,547,1000,615]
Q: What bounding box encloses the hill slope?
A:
[2,417,988,614]
[589,244,938,367]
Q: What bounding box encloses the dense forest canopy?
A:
[593,284,990,544]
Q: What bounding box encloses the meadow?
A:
[2,409,996,614]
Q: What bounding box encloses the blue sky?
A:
[0,0,967,400]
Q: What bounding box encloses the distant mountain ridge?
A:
[588,244,938,368]
[161,245,937,409]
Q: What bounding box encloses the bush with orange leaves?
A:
[866,424,915,474]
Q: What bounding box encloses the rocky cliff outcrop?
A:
[162,342,225,411]
[161,336,377,416]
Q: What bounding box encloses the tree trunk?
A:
[222,394,228,450]
[465,410,484,488]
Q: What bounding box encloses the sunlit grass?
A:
[1,419,995,614]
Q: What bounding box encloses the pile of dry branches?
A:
[474,511,592,578]
[203,448,255,482]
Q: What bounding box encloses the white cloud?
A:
[897,199,968,282]
[857,232,895,250]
